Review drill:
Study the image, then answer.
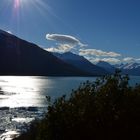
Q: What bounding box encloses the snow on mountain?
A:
[96,61,140,76]
[116,63,140,70]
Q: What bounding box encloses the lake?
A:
[0,76,140,139]
[0,76,98,108]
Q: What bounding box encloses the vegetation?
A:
[15,71,140,140]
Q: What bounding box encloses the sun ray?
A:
[14,0,20,9]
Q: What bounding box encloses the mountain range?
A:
[0,29,139,76]
[0,29,90,76]
[96,61,115,73]
[116,62,140,76]
[0,29,107,76]
[53,52,109,76]
[96,61,140,76]
[54,52,140,76]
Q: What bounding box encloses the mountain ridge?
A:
[0,29,91,76]
[96,60,140,76]
[96,61,116,73]
[115,62,140,76]
[53,52,109,76]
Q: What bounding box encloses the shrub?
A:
[15,71,140,140]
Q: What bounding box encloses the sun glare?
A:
[0,76,45,107]
[10,0,54,34]
[14,0,20,8]
[14,0,27,9]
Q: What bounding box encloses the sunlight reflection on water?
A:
[0,76,48,108]
[0,76,97,139]
[0,76,139,108]
[0,76,98,108]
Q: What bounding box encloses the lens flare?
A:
[14,0,20,9]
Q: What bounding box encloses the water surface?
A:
[0,76,140,139]
[0,76,97,107]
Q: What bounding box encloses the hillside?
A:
[53,52,109,76]
[0,29,89,76]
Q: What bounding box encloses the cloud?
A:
[79,49,121,57]
[88,57,140,64]
[88,57,121,64]
[123,57,140,63]
[123,57,135,63]
[101,58,121,64]
[45,44,74,53]
[45,33,140,65]
[46,34,87,47]
[87,57,140,64]
[136,58,140,63]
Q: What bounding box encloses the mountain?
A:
[116,62,140,70]
[53,52,109,76]
[0,29,91,76]
[115,62,140,76]
[96,61,116,73]
[96,61,140,76]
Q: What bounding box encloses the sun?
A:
[14,0,27,9]
[14,0,27,8]
[14,0,20,8]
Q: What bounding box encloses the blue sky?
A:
[0,0,140,64]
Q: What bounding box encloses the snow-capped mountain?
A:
[116,63,140,70]
[115,62,140,76]
[96,60,140,76]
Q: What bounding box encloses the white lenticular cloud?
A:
[79,49,121,57]
[45,33,124,64]
[46,34,87,47]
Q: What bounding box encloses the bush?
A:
[15,71,140,140]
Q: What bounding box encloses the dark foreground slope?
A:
[0,30,89,76]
